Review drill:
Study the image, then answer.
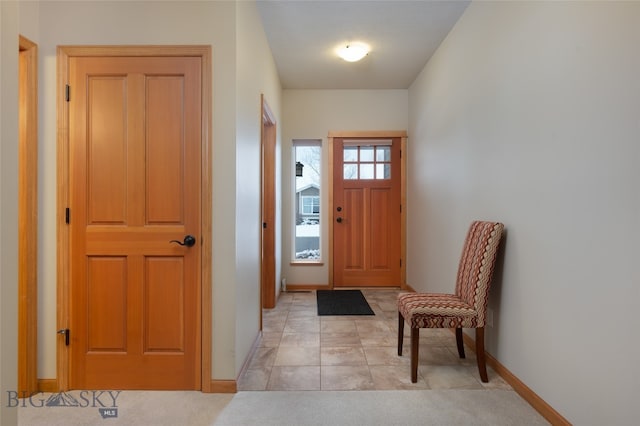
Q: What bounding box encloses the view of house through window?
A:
[293,140,321,260]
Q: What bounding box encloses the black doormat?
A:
[316,290,375,316]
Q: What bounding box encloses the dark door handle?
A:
[57,329,70,346]
[336,217,343,223]
[170,235,196,247]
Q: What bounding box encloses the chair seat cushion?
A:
[397,292,479,328]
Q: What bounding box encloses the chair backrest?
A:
[454,221,504,326]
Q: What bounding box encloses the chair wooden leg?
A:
[398,312,405,356]
[475,327,488,382]
[410,327,419,383]
[455,328,466,358]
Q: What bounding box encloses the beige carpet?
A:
[214,390,549,426]
[18,391,233,426]
[19,389,548,425]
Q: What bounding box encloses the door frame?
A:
[327,130,408,289]
[56,45,212,391]
[18,34,38,396]
[260,95,277,309]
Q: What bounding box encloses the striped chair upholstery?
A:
[397,221,504,383]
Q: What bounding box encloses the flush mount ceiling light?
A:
[336,42,370,62]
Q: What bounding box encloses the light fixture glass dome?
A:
[337,42,370,62]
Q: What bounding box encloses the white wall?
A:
[33,0,277,382]
[18,0,39,42]
[281,90,408,285]
[234,0,282,376]
[408,2,640,424]
[1,2,19,423]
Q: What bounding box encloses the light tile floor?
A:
[238,289,512,392]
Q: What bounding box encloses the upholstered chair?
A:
[397,221,504,383]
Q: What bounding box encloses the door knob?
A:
[170,235,196,247]
[336,217,343,223]
[57,329,70,346]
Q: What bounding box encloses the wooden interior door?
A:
[333,137,401,287]
[261,96,276,309]
[68,55,202,389]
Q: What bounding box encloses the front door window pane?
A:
[360,164,374,179]
[360,146,374,162]
[376,164,391,179]
[376,146,391,161]
[342,143,392,181]
[344,164,357,180]
[343,147,358,162]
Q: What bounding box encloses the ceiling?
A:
[256,0,470,90]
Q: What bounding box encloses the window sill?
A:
[289,261,324,266]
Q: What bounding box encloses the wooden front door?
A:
[333,137,402,287]
[68,55,202,389]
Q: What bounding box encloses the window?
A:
[293,140,321,261]
[343,140,392,180]
[301,195,320,215]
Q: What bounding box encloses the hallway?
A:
[238,289,512,391]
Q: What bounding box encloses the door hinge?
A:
[65,84,70,102]
[57,328,70,346]
[65,207,70,224]
[400,259,402,267]
[263,222,267,229]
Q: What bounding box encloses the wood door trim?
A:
[56,45,212,391]
[328,130,407,139]
[18,34,38,396]
[260,95,277,310]
[400,135,408,289]
[327,131,407,289]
